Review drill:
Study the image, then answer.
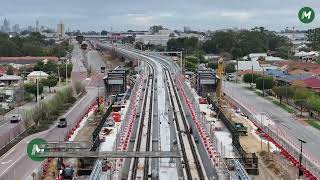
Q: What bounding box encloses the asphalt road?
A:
[224,81,320,163]
[0,40,105,180]
[0,88,98,180]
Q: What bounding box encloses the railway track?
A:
[164,66,206,180]
[128,61,155,180]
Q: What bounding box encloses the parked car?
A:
[10,114,21,123]
[57,117,67,128]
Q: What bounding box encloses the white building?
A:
[27,71,49,83]
[158,29,174,36]
[179,33,205,41]
[135,35,173,46]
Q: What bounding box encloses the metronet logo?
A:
[27,138,47,161]
[298,7,315,23]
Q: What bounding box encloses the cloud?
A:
[220,12,253,19]
[1,0,320,31]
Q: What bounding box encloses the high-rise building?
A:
[1,18,11,33]
[28,26,33,32]
[36,20,39,32]
[12,24,20,33]
[184,26,191,33]
[57,21,65,38]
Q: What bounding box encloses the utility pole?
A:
[236,58,239,83]
[36,79,39,103]
[298,138,306,179]
[251,65,254,89]
[262,68,265,97]
[66,59,68,85]
[58,67,61,87]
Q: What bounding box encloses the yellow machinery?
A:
[217,58,224,105]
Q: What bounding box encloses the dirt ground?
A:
[100,51,126,70]
[228,112,293,180]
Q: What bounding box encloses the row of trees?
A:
[33,60,73,78]
[203,27,292,59]
[24,86,76,131]
[273,85,320,116]
[0,32,71,57]
[243,72,320,116]
[243,73,274,90]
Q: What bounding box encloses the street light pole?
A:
[262,68,265,97]
[298,138,307,179]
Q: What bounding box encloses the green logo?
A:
[27,138,47,161]
[298,7,315,23]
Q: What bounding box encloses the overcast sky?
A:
[1,0,320,31]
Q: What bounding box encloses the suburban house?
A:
[293,77,320,91]
[265,69,287,78]
[276,74,313,86]
[0,75,23,110]
[0,75,22,86]
[27,71,49,83]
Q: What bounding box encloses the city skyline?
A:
[1,0,320,32]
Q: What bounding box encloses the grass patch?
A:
[306,120,320,130]
[254,91,264,97]
[271,100,295,114]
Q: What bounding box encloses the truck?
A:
[234,122,248,135]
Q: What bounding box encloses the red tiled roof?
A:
[301,77,320,89]
[0,67,6,75]
[276,61,320,71]
[288,69,314,75]
[309,67,320,75]
[239,70,262,75]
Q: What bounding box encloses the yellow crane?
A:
[217,58,224,106]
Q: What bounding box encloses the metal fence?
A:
[176,76,233,179]
[89,159,102,180]
[227,92,320,178]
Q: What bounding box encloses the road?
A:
[0,88,98,179]
[0,40,105,180]
[224,81,320,164]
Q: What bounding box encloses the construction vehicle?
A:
[234,122,248,135]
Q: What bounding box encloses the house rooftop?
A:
[0,75,22,81]
[27,71,49,77]
[277,74,313,83]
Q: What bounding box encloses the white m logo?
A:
[31,144,44,155]
[302,11,312,19]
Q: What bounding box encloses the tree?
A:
[76,35,84,44]
[306,28,320,50]
[42,60,58,74]
[225,63,236,74]
[294,87,314,116]
[149,25,163,34]
[41,75,58,92]
[24,82,43,102]
[167,37,199,54]
[231,47,243,59]
[308,95,320,116]
[273,86,285,104]
[208,62,218,69]
[6,65,14,75]
[101,30,108,35]
[243,73,261,85]
[185,56,198,71]
[256,77,274,90]
[58,63,73,79]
